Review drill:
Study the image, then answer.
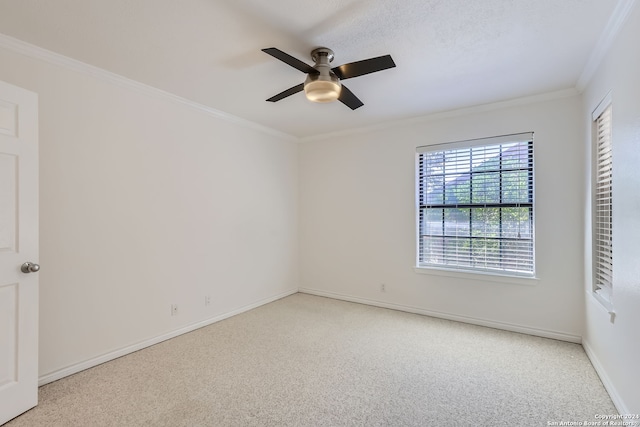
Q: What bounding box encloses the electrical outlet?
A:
[205,295,211,306]
[380,283,386,292]
[171,304,178,316]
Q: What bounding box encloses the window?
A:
[593,100,613,303]
[416,133,534,276]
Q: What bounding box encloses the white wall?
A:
[581,2,640,415]
[299,93,586,341]
[0,45,299,379]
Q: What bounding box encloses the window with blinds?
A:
[416,133,534,276]
[593,103,612,297]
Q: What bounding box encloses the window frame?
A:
[591,94,613,310]
[415,132,536,279]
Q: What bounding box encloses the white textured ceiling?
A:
[0,0,618,138]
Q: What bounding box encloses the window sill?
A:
[592,287,615,313]
[413,266,539,286]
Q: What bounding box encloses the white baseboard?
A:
[41,286,627,415]
[38,288,298,386]
[298,287,582,343]
[582,339,631,415]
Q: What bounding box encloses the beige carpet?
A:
[6,293,616,426]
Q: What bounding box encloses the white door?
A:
[0,80,39,425]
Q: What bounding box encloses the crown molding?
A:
[4,0,629,146]
[299,88,580,143]
[0,33,297,142]
[576,0,637,91]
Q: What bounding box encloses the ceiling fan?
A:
[262,47,396,110]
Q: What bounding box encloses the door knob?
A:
[21,262,40,273]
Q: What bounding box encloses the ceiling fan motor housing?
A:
[304,48,342,102]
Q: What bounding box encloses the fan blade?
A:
[338,84,364,110]
[266,83,305,102]
[262,48,319,74]
[332,55,396,80]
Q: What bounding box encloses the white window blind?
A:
[594,104,612,294]
[416,133,534,276]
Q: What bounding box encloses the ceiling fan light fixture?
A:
[304,72,341,103]
[262,46,395,110]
